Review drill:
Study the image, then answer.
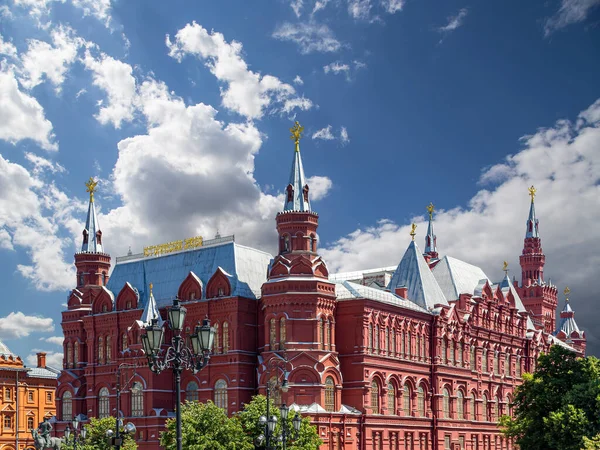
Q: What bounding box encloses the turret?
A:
[555,287,586,355]
[424,202,438,262]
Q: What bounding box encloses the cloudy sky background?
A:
[0,0,599,367]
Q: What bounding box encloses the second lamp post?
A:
[64,417,86,450]
[141,298,215,450]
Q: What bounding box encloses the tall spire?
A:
[283,122,311,212]
[138,283,163,327]
[81,177,103,253]
[424,202,438,259]
[525,185,539,238]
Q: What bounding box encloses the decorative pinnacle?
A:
[564,286,570,302]
[410,223,417,241]
[426,202,435,220]
[149,283,154,294]
[528,185,536,203]
[503,261,509,275]
[85,177,98,203]
[290,121,304,152]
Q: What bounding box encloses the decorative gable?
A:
[178,271,203,301]
[206,267,232,298]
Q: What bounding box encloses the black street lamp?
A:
[64,417,87,450]
[141,298,215,450]
[106,363,138,450]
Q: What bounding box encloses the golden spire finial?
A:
[564,286,570,302]
[426,202,435,220]
[410,223,417,241]
[85,177,98,203]
[290,121,304,152]
[528,185,537,203]
[503,261,509,275]
[149,282,154,295]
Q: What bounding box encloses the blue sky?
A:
[0,0,599,365]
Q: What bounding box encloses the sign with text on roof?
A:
[143,236,203,257]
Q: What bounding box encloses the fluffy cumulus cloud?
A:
[272,22,342,54]
[166,22,312,120]
[544,0,600,35]
[40,335,64,346]
[0,312,54,339]
[321,98,600,353]
[307,175,333,200]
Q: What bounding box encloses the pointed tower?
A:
[74,178,111,294]
[517,186,557,333]
[555,287,586,355]
[424,202,438,263]
[260,122,339,409]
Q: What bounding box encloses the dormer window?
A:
[126,301,132,310]
[102,304,108,312]
[284,235,290,252]
[218,287,224,297]
[286,184,294,203]
[302,184,309,202]
[82,229,89,244]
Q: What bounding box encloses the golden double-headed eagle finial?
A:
[503,261,509,274]
[290,121,304,152]
[564,286,570,302]
[85,177,98,202]
[426,202,435,220]
[149,283,154,294]
[528,185,537,202]
[410,223,417,241]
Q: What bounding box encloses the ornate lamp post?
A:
[64,417,87,450]
[141,298,215,450]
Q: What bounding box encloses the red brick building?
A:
[56,130,585,450]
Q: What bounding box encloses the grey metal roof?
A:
[525,200,539,238]
[27,366,60,379]
[283,146,311,212]
[557,300,582,337]
[138,289,163,327]
[387,241,448,309]
[432,256,491,301]
[0,340,15,357]
[425,215,436,254]
[81,197,103,253]
[335,280,430,314]
[106,242,273,308]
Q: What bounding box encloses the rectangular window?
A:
[46,392,52,403]
[444,435,451,450]
[4,388,10,401]
[459,436,465,450]
[4,415,12,429]
[28,391,34,402]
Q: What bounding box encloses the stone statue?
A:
[32,418,62,450]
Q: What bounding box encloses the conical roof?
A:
[81,179,103,253]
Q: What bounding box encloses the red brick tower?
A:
[518,186,558,333]
[555,287,586,355]
[259,122,341,408]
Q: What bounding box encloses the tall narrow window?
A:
[516,356,521,377]
[457,342,463,365]
[62,391,73,421]
[4,415,12,429]
[99,387,110,418]
[403,385,411,416]
[417,386,425,417]
[280,318,286,349]
[385,328,390,354]
[450,341,455,364]
[73,341,79,366]
[368,324,373,352]
[98,337,104,365]
[470,346,476,370]
[215,380,228,410]
[493,396,500,422]
[222,322,229,353]
[269,318,277,350]
[407,331,412,357]
[443,388,450,419]
[66,343,73,368]
[493,351,499,375]
[391,331,396,356]
[482,394,489,422]
[370,381,379,414]
[441,338,447,364]
[319,317,325,349]
[504,354,510,376]
[325,319,331,349]
[131,382,143,417]
[27,417,34,430]
[470,394,476,421]
[482,349,488,373]
[214,323,220,354]
[374,325,379,353]
[122,333,128,352]
[387,383,395,415]
[416,334,421,359]
[457,391,464,420]
[401,330,405,357]
[186,382,198,402]
[105,336,111,363]
[325,377,335,412]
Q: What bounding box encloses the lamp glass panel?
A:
[293,415,301,431]
[168,301,187,332]
[280,404,289,419]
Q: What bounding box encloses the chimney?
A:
[37,352,46,369]
[395,286,408,298]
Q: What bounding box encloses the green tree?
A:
[236,395,322,450]
[61,417,137,450]
[160,401,253,450]
[500,345,600,450]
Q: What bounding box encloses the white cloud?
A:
[40,335,64,346]
[71,0,112,26]
[438,8,468,34]
[25,152,65,175]
[381,0,404,14]
[312,125,335,140]
[0,229,13,251]
[544,0,600,35]
[82,47,137,128]
[348,0,372,19]
[18,25,83,91]
[272,22,342,54]
[321,98,600,354]
[293,75,304,86]
[0,312,54,339]
[12,0,112,28]
[307,175,333,200]
[0,68,57,151]
[323,61,350,76]
[311,0,330,15]
[340,126,349,145]
[166,22,312,120]
[0,34,18,58]
[290,0,303,17]
[26,350,63,368]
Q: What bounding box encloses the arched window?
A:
[280,318,286,349]
[470,393,476,421]
[443,388,450,419]
[493,396,500,422]
[417,386,425,417]
[441,338,447,364]
[215,380,228,410]
[482,394,489,422]
[457,390,464,420]
[73,341,79,366]
[470,345,476,370]
[387,383,395,415]
[310,234,316,252]
[505,354,510,376]
[269,318,276,350]
[186,382,198,402]
[66,343,73,368]
[122,333,128,352]
[283,235,290,252]
[222,322,229,353]
[98,337,104,365]
[325,319,331,349]
[403,384,411,416]
[325,377,335,412]
[370,381,379,413]
[131,382,144,417]
[214,323,220,354]
[374,325,379,353]
[319,317,325,349]
[62,391,73,421]
[368,324,373,352]
[482,349,488,373]
[99,387,110,418]
[105,336,111,363]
